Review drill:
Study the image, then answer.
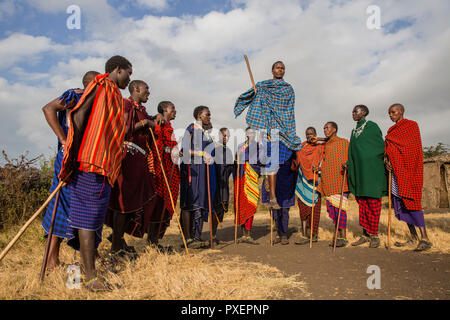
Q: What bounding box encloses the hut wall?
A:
[443,164,450,208]
[422,162,440,210]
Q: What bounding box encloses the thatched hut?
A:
[422,154,450,210]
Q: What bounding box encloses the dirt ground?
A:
[193,217,450,300]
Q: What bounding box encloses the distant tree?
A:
[423,142,449,159]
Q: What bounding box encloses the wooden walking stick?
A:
[148,128,189,254]
[0,181,65,262]
[333,168,347,253]
[39,188,61,282]
[310,172,317,249]
[206,164,214,248]
[234,153,240,244]
[388,170,392,249]
[244,55,257,92]
[270,207,274,246]
[214,211,222,229]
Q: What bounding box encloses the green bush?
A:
[0,151,54,229]
[423,142,449,159]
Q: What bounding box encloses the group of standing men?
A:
[232,61,432,252]
[42,55,183,291]
[40,56,432,292]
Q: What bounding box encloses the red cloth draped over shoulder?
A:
[108,97,156,213]
[318,136,349,196]
[292,141,325,181]
[59,73,125,186]
[385,118,423,211]
[151,121,180,215]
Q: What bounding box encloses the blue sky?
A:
[0,0,449,163]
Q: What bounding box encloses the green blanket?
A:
[347,120,387,198]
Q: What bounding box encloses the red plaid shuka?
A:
[297,196,321,235]
[355,197,382,235]
[292,141,324,181]
[385,119,423,210]
[60,73,125,186]
[151,121,180,215]
[319,136,349,196]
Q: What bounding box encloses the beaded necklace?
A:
[193,122,214,143]
[352,120,368,138]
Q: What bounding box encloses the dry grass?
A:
[0,221,309,300]
[0,196,448,300]
[254,196,450,254]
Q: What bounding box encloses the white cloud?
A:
[0,33,65,69]
[1,0,450,159]
[135,0,169,11]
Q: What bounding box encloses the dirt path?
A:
[197,219,450,300]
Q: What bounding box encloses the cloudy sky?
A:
[0,0,449,163]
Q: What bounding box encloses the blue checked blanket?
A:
[42,88,83,238]
[234,79,302,151]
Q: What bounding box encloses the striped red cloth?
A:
[59,73,125,186]
[385,119,423,210]
[319,136,349,196]
[356,196,382,235]
[234,163,259,225]
[292,141,324,181]
[151,121,180,215]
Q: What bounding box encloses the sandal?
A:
[336,238,348,248]
[394,238,417,248]
[294,236,310,245]
[189,238,206,249]
[239,236,259,245]
[329,238,347,247]
[272,236,281,245]
[369,235,380,248]
[237,236,247,244]
[351,236,369,247]
[96,255,120,273]
[112,249,139,261]
[83,277,113,292]
[183,238,194,248]
[44,262,67,276]
[245,237,259,245]
[414,239,432,252]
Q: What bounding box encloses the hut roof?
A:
[424,153,450,164]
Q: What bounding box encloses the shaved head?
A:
[354,104,369,116]
[389,103,405,114]
[128,80,147,94]
[82,71,100,88]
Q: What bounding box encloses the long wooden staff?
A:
[270,207,274,246]
[235,152,240,244]
[388,170,392,249]
[0,181,65,262]
[333,168,347,253]
[310,172,317,249]
[206,164,214,249]
[39,188,61,282]
[214,212,222,229]
[244,55,256,92]
[148,128,189,254]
